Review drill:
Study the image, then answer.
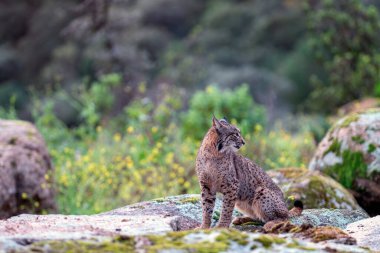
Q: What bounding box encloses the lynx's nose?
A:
[242,139,245,145]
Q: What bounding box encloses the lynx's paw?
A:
[215,222,231,228]
[232,216,256,225]
[194,224,211,230]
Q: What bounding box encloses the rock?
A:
[0,120,56,218]
[0,194,371,252]
[290,209,368,229]
[6,228,372,253]
[0,195,368,240]
[337,97,380,117]
[268,167,363,211]
[346,215,380,252]
[309,109,380,216]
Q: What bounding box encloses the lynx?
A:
[195,116,302,229]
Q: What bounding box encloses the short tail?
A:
[289,200,303,217]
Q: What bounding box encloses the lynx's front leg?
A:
[216,179,238,228]
[199,180,216,229]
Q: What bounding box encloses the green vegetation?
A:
[340,114,360,128]
[0,75,315,214]
[29,237,136,253]
[178,196,201,205]
[306,0,380,112]
[323,139,342,156]
[254,234,286,248]
[326,150,367,188]
[147,231,229,253]
[215,230,249,246]
[351,135,365,144]
[368,143,377,153]
[182,85,266,140]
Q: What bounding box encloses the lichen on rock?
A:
[309,109,380,215]
[290,209,368,229]
[13,228,372,253]
[268,167,363,211]
[0,194,372,252]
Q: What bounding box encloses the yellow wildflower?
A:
[127,126,134,134]
[113,133,122,142]
[151,126,158,133]
[255,124,263,133]
[165,152,174,164]
[206,86,214,94]
[184,181,191,189]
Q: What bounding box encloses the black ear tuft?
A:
[223,116,229,123]
[212,114,220,128]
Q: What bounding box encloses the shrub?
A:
[306,0,380,111]
[182,84,266,140]
[241,125,315,170]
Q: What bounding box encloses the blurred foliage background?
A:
[0,0,379,214]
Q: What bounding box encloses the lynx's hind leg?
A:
[233,200,262,225]
[252,187,289,223]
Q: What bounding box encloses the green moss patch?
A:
[351,135,365,144]
[326,150,367,188]
[152,198,165,203]
[254,234,286,248]
[28,237,135,253]
[240,221,265,226]
[286,240,316,251]
[147,230,229,253]
[178,196,200,204]
[368,143,376,153]
[340,114,360,128]
[323,139,341,156]
[215,229,249,246]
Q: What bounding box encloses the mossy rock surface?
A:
[309,109,380,186]
[268,167,363,211]
[11,229,372,253]
[0,194,372,252]
[308,109,380,215]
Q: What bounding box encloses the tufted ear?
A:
[212,114,222,129]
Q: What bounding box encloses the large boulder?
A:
[346,215,380,252]
[337,98,380,117]
[0,195,370,252]
[309,109,380,216]
[0,120,56,218]
[268,167,363,211]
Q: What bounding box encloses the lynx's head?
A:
[212,116,245,153]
